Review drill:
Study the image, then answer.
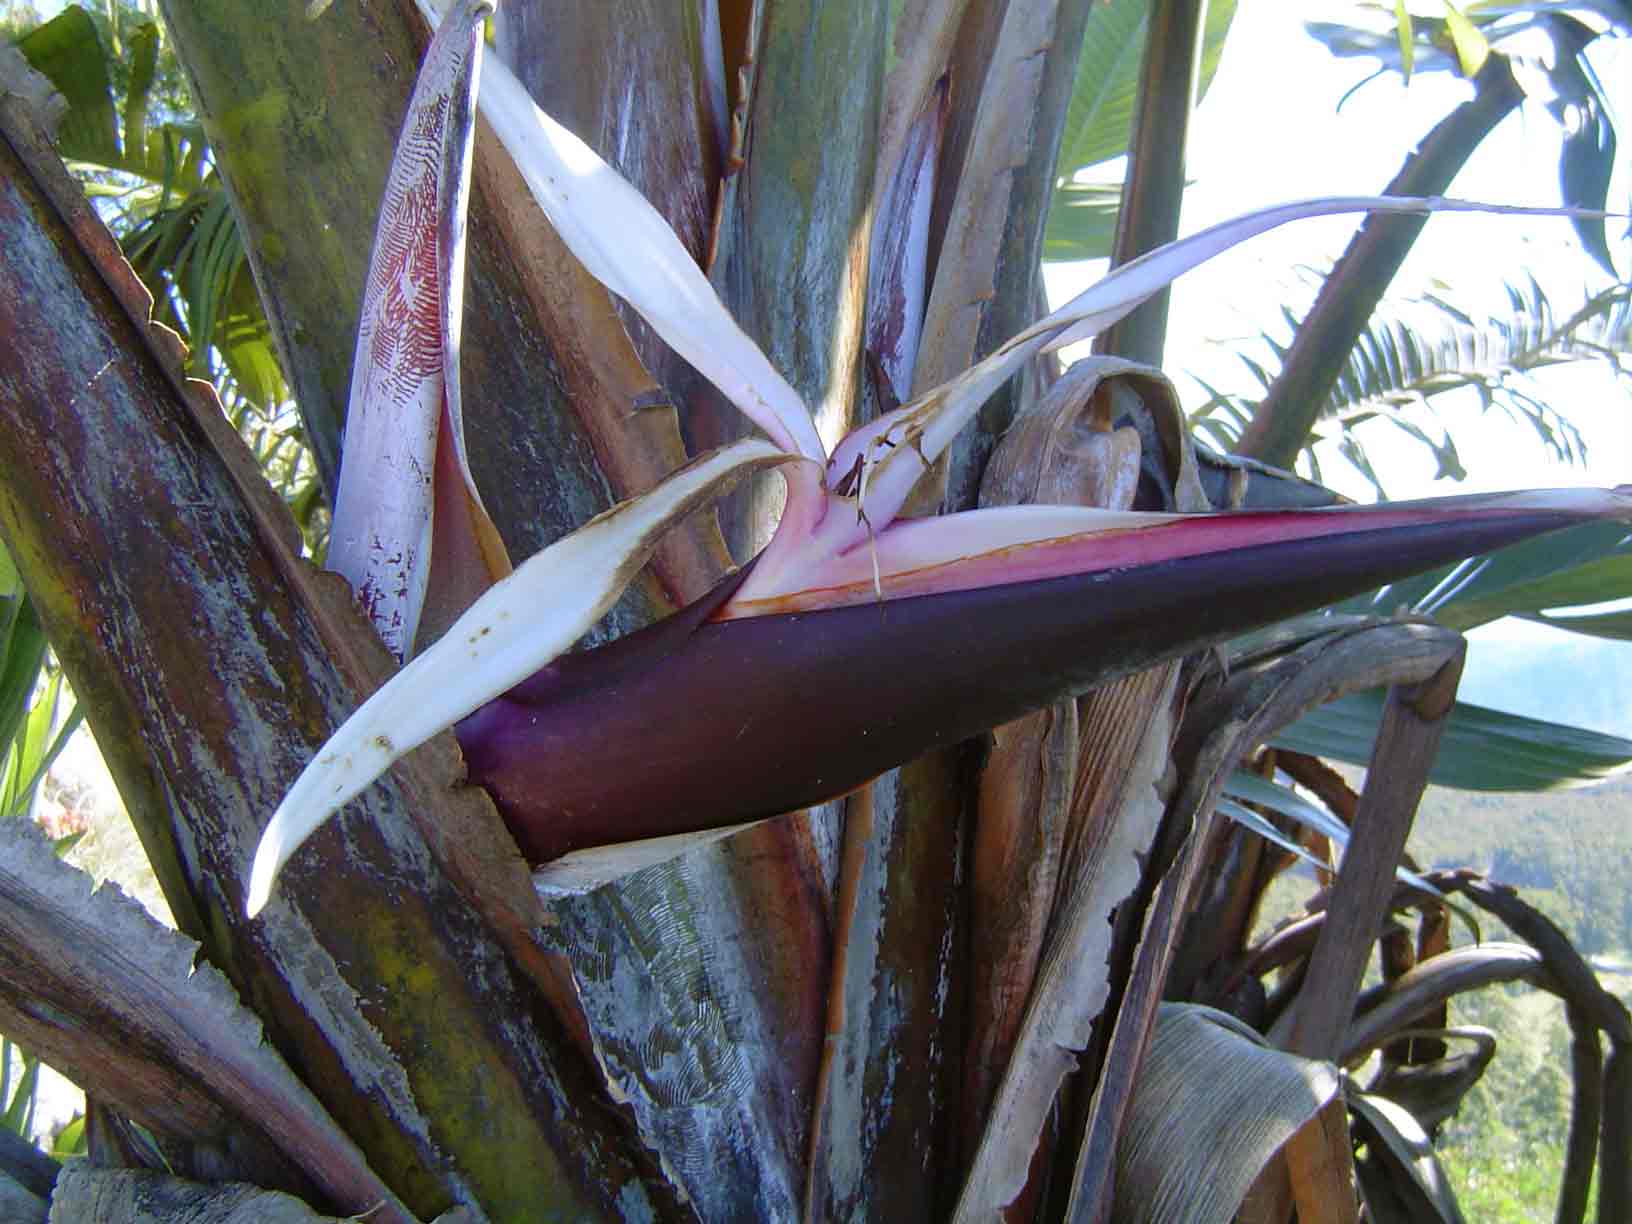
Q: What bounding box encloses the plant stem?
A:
[1236,53,1523,470]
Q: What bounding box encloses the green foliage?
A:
[0,2,1625,1214]
[1276,691,1632,791]
[0,538,79,1156]
[1191,278,1631,496]
[1412,778,1632,950]
[1264,501,1632,791]
[1042,0,1238,262]
[1259,778,1630,1217]
[1307,3,1627,274]
[14,6,286,406]
[0,542,45,749]
[0,1038,39,1139]
[10,3,327,553]
[0,541,76,823]
[51,1113,85,1159]
[1436,988,1602,1220]
[1408,780,1630,1216]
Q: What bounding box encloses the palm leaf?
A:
[1042,0,1237,262]
[1325,279,1629,441]
[13,8,120,167]
[1194,279,1630,493]
[15,5,286,413]
[1274,690,1632,791]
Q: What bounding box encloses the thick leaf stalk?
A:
[1236,52,1525,468]
[0,86,670,1221]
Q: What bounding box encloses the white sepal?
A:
[328,0,490,661]
[247,439,794,916]
[415,0,825,464]
[824,195,1609,549]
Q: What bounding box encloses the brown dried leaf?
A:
[0,822,407,1222]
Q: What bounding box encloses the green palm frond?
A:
[14,6,287,414]
[1192,278,1631,494]
[1330,279,1630,421]
[12,2,321,550]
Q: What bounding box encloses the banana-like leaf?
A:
[1042,178,1123,262]
[1216,782,1444,899]
[1042,0,1236,263]
[1339,516,1632,633]
[247,439,790,914]
[1274,689,1632,790]
[1110,1003,1341,1224]
[1349,1089,1467,1224]
[1053,0,1237,179]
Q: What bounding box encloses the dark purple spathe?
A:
[459,506,1589,862]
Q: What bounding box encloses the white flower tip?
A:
[245,837,279,919]
[244,798,329,919]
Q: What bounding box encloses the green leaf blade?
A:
[1275,691,1632,791]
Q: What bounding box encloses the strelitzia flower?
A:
[245,0,1631,915]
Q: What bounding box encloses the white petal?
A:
[824,195,1608,547]
[415,0,825,464]
[247,439,794,916]
[329,0,489,661]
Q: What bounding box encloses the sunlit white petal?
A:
[247,439,795,916]
[415,0,825,464]
[819,195,1610,554]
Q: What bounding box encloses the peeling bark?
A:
[0,99,672,1221]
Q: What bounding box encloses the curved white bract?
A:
[329,0,493,662]
[246,439,794,916]
[415,0,825,465]
[825,195,1608,552]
